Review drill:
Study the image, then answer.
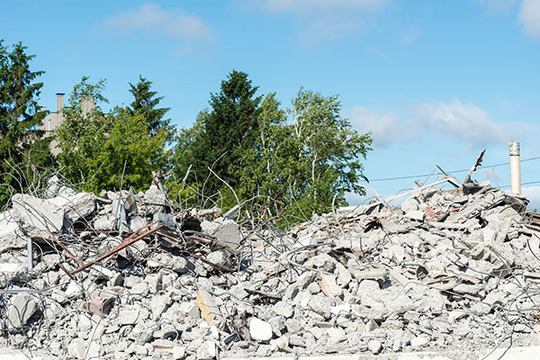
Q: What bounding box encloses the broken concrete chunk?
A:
[93,214,117,231]
[401,198,419,213]
[197,340,217,360]
[308,295,336,319]
[349,265,388,281]
[50,191,96,221]
[404,210,425,221]
[196,290,224,329]
[249,317,273,341]
[368,339,383,354]
[317,273,342,297]
[7,294,37,331]
[273,301,294,318]
[117,307,141,325]
[0,210,24,252]
[201,218,242,249]
[141,185,167,215]
[410,335,430,348]
[12,193,65,232]
[151,294,172,319]
[67,338,86,360]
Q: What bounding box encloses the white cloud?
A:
[296,15,362,43]
[414,98,506,145]
[521,186,540,210]
[349,106,413,146]
[349,99,520,147]
[103,3,213,45]
[519,0,540,38]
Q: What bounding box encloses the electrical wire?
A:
[367,156,540,183]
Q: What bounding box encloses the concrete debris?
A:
[249,317,273,341]
[7,294,37,331]
[3,177,540,359]
[12,193,65,233]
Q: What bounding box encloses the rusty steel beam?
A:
[59,222,163,275]
[45,229,83,266]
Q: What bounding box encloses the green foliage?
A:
[128,76,173,140]
[56,77,111,190]
[285,88,372,215]
[188,70,262,192]
[0,40,52,204]
[91,108,169,192]
[172,71,372,222]
[56,76,170,193]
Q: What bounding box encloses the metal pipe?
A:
[27,238,33,271]
[509,141,521,195]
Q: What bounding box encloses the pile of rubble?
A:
[2,174,540,359]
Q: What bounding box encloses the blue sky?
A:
[2,0,540,206]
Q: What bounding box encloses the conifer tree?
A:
[0,41,52,205]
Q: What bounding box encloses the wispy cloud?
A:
[478,0,540,39]
[401,27,422,45]
[236,0,388,44]
[349,99,519,147]
[349,106,412,146]
[258,0,388,14]
[519,0,540,38]
[102,3,213,54]
[478,0,518,13]
[414,98,506,145]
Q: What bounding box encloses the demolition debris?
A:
[2,168,540,359]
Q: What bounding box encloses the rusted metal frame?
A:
[158,233,235,272]
[45,229,83,266]
[60,222,164,275]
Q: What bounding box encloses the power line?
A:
[500,180,540,189]
[368,156,540,183]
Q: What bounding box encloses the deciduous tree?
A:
[56,77,110,190]
[57,77,170,193]
[173,71,372,221]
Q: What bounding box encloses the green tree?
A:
[237,89,372,219]
[92,108,169,192]
[57,77,170,193]
[189,70,262,193]
[286,88,372,215]
[56,77,111,189]
[0,40,52,205]
[173,73,373,220]
[236,92,289,199]
[128,76,173,139]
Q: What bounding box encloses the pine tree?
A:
[191,70,262,192]
[0,41,51,205]
[128,76,172,139]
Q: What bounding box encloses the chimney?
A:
[81,96,95,117]
[509,140,521,195]
[56,93,65,113]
